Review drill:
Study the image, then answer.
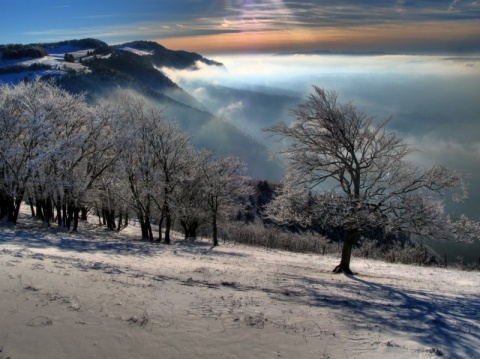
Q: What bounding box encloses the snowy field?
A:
[0,212,479,359]
[0,45,92,83]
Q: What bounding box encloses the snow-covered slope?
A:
[0,210,478,359]
[0,44,91,83]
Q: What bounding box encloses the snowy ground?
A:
[0,213,479,359]
[0,45,92,83]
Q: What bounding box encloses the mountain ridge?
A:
[116,40,223,69]
[0,38,283,180]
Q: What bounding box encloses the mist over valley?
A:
[1,39,479,263]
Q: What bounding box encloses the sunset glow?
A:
[1,1,479,54]
[158,20,480,54]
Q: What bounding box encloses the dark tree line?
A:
[1,45,48,60]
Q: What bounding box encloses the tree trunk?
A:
[72,207,80,232]
[0,192,7,220]
[66,204,74,231]
[180,220,188,240]
[28,197,35,217]
[35,198,44,220]
[62,203,67,228]
[107,209,116,230]
[117,212,123,230]
[11,196,23,224]
[180,219,198,241]
[212,213,219,247]
[157,214,164,241]
[138,214,153,240]
[189,226,197,240]
[163,186,171,244]
[56,206,62,227]
[1,194,24,224]
[145,216,153,241]
[80,207,88,221]
[42,197,53,227]
[96,208,102,225]
[164,214,171,244]
[139,215,148,239]
[333,228,357,274]
[101,208,107,226]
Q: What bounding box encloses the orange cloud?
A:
[157,20,480,54]
[158,30,317,53]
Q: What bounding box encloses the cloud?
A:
[221,18,231,28]
[406,135,479,166]
[163,53,480,218]
[395,0,406,13]
[448,0,462,11]
[6,0,480,53]
[217,101,244,120]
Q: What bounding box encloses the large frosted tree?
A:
[266,87,479,274]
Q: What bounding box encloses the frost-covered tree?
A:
[145,113,195,244]
[112,93,196,243]
[266,87,480,274]
[0,82,43,222]
[112,95,161,240]
[201,156,246,247]
[0,79,118,229]
[81,101,125,217]
[0,79,88,224]
[174,150,212,241]
[35,85,93,230]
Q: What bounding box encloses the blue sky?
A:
[1,0,479,53]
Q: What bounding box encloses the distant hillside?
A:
[44,38,110,53]
[0,44,48,60]
[78,48,203,109]
[116,40,223,69]
[0,38,282,180]
[193,84,301,138]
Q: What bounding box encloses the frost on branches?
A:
[0,79,116,228]
[0,80,246,246]
[266,87,480,274]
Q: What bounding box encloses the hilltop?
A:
[0,38,282,180]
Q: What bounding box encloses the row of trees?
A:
[1,80,478,272]
[0,44,48,60]
[0,79,245,245]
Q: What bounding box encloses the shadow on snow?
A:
[0,224,249,259]
[0,225,163,257]
[276,272,480,358]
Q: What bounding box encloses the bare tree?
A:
[0,79,91,225]
[146,117,194,244]
[111,93,196,243]
[0,79,119,229]
[112,95,160,240]
[201,156,246,247]
[266,87,479,274]
[175,150,212,241]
